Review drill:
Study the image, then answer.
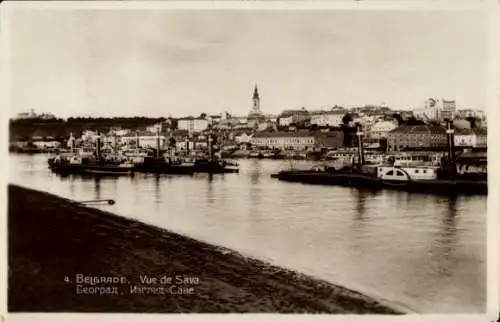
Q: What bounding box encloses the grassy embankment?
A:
[8,184,403,314]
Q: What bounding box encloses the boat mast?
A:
[446,120,456,175]
[156,127,161,161]
[96,131,101,161]
[113,131,118,154]
[69,132,75,154]
[208,131,213,160]
[356,124,365,166]
[135,130,140,149]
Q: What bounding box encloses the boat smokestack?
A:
[186,132,190,155]
[446,120,456,174]
[356,124,365,166]
[136,131,140,148]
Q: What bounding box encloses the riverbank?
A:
[8,184,403,314]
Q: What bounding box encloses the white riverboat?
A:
[376,165,440,183]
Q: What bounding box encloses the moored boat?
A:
[271,122,487,195]
[193,158,239,174]
[48,155,135,176]
[48,133,135,176]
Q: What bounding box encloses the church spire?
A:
[253,84,260,100]
[252,84,260,114]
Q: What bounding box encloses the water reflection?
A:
[206,174,215,206]
[93,177,101,200]
[249,160,261,185]
[8,154,487,313]
[69,175,75,195]
[154,175,160,207]
[432,196,459,276]
[354,189,367,223]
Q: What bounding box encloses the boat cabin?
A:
[377,166,439,181]
[389,153,441,167]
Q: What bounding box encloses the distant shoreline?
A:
[8,184,404,314]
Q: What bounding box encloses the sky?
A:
[7,8,490,118]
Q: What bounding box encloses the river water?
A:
[8,153,487,313]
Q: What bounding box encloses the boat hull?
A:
[49,163,134,176]
[271,171,487,195]
[193,160,239,174]
[134,161,195,175]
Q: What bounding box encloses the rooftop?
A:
[253,129,342,139]
[279,109,310,117]
[390,124,446,135]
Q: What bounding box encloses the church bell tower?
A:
[252,84,260,114]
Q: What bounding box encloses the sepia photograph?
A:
[1,1,496,319]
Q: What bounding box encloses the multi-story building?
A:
[454,128,487,148]
[146,123,163,133]
[455,109,476,118]
[368,120,398,140]
[177,116,209,133]
[121,131,167,148]
[314,131,344,149]
[413,98,456,122]
[441,99,456,120]
[278,108,310,127]
[278,115,294,127]
[310,110,344,127]
[234,132,252,144]
[387,124,447,152]
[251,131,316,150]
[250,130,344,150]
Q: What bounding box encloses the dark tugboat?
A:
[271,122,487,195]
[192,131,239,174]
[48,133,135,176]
[133,130,195,175]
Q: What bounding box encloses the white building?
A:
[32,140,61,149]
[177,117,209,133]
[114,129,131,136]
[310,111,344,127]
[278,116,294,127]
[413,98,456,122]
[121,131,167,148]
[235,132,252,144]
[81,130,99,142]
[251,131,316,150]
[146,123,163,133]
[454,128,487,148]
[368,120,398,140]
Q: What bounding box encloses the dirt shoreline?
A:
[8,184,403,314]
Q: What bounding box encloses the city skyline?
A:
[7,8,489,118]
